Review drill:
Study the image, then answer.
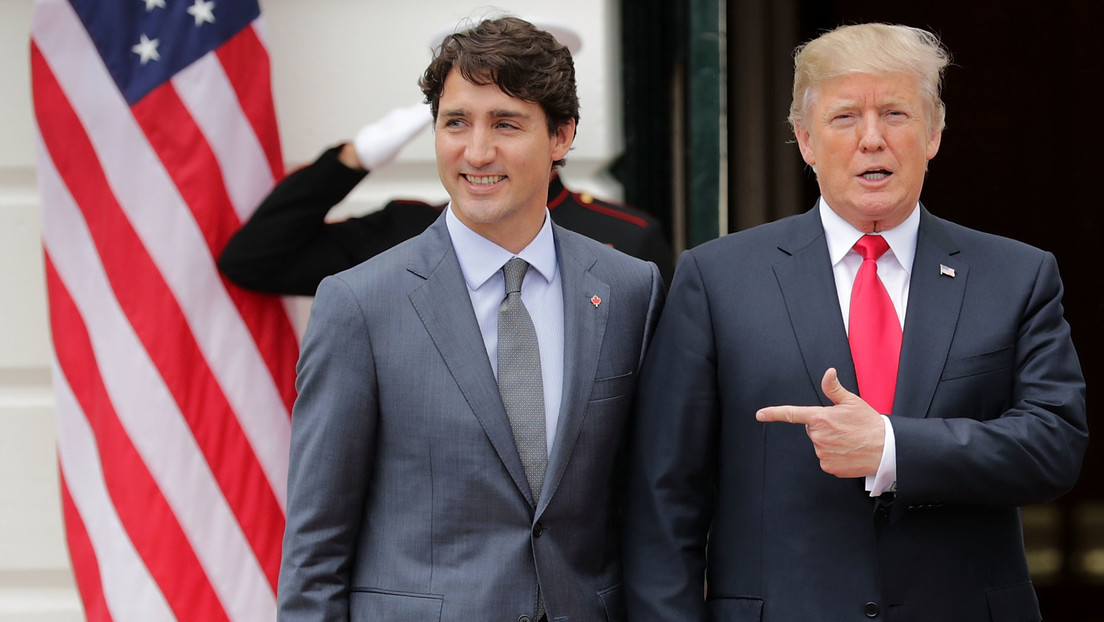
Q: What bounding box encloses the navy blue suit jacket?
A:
[623,205,1087,621]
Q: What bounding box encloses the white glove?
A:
[353,101,433,171]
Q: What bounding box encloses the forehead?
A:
[813,71,925,110]
[439,68,540,116]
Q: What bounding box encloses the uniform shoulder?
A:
[550,186,661,230]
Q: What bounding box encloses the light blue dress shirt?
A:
[445,206,565,455]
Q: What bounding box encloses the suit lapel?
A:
[539,228,606,512]
[406,218,535,505]
[772,208,858,404]
[893,207,967,418]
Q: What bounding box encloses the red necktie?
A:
[848,235,902,414]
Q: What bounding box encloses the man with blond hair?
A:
[623,23,1086,620]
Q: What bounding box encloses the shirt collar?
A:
[818,197,920,273]
[445,204,558,290]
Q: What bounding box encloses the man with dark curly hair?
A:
[217,21,673,296]
[277,17,663,622]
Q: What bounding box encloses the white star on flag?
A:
[143,0,166,11]
[187,0,216,26]
[131,33,160,64]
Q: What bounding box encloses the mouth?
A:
[463,174,505,186]
[859,169,892,181]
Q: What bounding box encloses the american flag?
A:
[30,0,299,620]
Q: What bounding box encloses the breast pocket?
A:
[589,371,635,403]
[934,345,1015,421]
[941,345,1014,381]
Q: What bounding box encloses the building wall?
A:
[0,1,621,619]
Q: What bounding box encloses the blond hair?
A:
[788,23,951,133]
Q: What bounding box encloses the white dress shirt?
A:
[819,199,920,496]
[445,206,565,455]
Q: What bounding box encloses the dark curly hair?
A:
[419,17,580,168]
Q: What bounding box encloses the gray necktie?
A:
[497,257,548,503]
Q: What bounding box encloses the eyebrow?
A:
[440,108,531,120]
[824,96,915,114]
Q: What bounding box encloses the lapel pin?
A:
[939,264,956,278]
[590,295,602,308]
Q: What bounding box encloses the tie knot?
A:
[503,257,529,295]
[853,235,890,262]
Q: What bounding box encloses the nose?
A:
[857,115,886,152]
[466,127,496,167]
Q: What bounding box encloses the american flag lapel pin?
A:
[590,295,602,308]
[939,264,956,278]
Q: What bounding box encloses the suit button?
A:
[518,616,531,622]
[533,523,544,537]
[864,601,880,617]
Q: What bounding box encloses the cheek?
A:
[435,139,464,165]
[514,145,548,171]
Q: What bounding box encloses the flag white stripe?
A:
[253,18,269,49]
[34,0,291,509]
[53,359,176,622]
[176,36,308,341]
[37,130,276,620]
[173,51,276,221]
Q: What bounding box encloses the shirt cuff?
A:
[865,414,897,497]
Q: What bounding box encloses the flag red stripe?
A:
[46,256,230,622]
[132,84,299,416]
[227,281,300,415]
[58,471,114,622]
[32,43,283,591]
[217,25,284,183]
[132,86,238,253]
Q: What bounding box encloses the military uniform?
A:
[218,144,674,296]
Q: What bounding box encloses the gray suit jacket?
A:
[278,214,664,622]
[623,205,1087,621]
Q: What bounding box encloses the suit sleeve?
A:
[892,251,1088,507]
[623,251,716,622]
[217,145,439,296]
[277,275,379,621]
